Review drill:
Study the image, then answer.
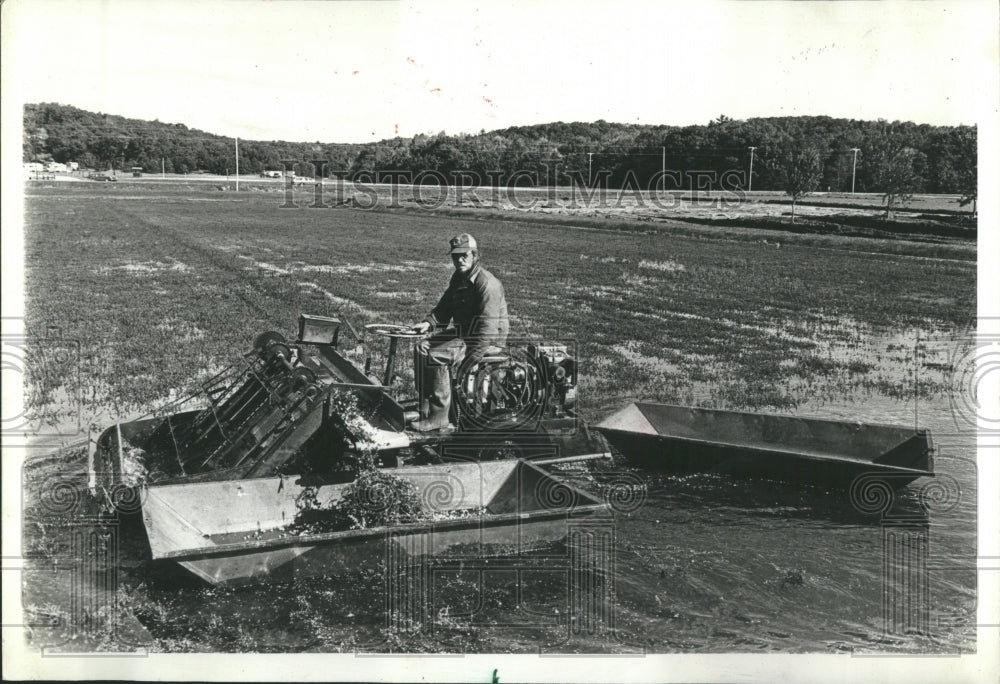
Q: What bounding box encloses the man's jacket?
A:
[425,263,509,358]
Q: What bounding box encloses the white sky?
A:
[2,0,996,142]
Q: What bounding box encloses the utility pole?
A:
[235,137,240,192]
[662,146,666,194]
[914,331,919,431]
[162,158,165,179]
[747,147,757,192]
[587,152,594,185]
[849,148,860,194]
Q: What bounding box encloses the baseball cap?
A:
[448,233,477,254]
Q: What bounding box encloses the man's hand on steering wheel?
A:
[410,321,432,335]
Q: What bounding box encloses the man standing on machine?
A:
[408,233,509,432]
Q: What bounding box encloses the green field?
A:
[23,182,976,426]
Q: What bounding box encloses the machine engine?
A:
[456,343,577,431]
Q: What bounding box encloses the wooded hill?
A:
[24,103,975,194]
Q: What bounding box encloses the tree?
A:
[951,127,977,216]
[21,103,975,197]
[862,124,928,219]
[959,171,977,216]
[871,146,926,219]
[926,126,968,192]
[777,146,823,223]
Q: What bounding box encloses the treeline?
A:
[24,103,975,194]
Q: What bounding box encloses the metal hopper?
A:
[140,459,609,585]
[595,402,934,488]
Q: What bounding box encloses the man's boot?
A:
[411,364,453,432]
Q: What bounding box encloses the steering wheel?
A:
[364,323,429,339]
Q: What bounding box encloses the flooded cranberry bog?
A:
[18,181,977,653]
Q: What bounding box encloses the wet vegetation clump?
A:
[291,470,424,535]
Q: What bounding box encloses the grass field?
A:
[22,181,975,427]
